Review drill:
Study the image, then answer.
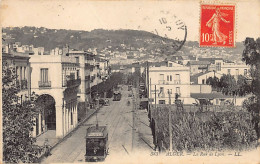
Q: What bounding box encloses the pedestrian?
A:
[44,139,52,157]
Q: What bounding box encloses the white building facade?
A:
[30,55,80,138]
[148,62,195,105]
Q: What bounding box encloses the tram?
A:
[113,90,121,101]
[85,125,109,162]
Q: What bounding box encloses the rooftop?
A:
[191,92,233,99]
[187,61,211,65]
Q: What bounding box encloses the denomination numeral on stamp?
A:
[201,33,213,42]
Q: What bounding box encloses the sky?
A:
[1,0,259,41]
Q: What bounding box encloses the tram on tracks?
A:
[85,125,109,162]
[113,90,121,101]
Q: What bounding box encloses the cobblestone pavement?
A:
[40,85,154,163]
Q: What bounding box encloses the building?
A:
[148,62,195,104]
[186,61,211,75]
[95,57,110,81]
[197,58,250,78]
[2,52,31,103]
[218,62,250,78]
[30,54,81,138]
[190,71,223,85]
[191,92,249,106]
[67,50,89,103]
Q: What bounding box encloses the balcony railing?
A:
[174,80,181,84]
[39,81,51,88]
[158,80,165,84]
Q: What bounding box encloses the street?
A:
[41,85,154,163]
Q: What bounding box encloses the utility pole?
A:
[168,90,172,151]
[132,88,135,152]
[155,85,157,109]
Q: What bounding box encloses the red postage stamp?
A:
[200,4,235,47]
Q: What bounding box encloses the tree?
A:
[219,74,238,96]
[236,75,252,96]
[208,74,251,105]
[206,76,220,90]
[2,62,43,163]
[242,37,260,138]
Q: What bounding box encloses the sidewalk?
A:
[35,107,101,161]
[132,87,154,151]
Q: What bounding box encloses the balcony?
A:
[174,80,181,84]
[158,80,165,84]
[39,81,51,88]
[21,79,28,90]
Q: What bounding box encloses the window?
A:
[167,89,172,94]
[169,63,173,67]
[40,68,49,82]
[20,67,22,81]
[216,99,219,105]
[227,69,231,74]
[71,112,73,125]
[236,69,239,76]
[216,62,221,71]
[176,74,180,80]
[159,74,164,80]
[75,57,79,63]
[167,75,169,81]
[202,79,205,84]
[159,100,165,104]
[77,70,79,79]
[176,87,180,95]
[24,67,26,80]
[175,74,180,84]
[244,69,247,76]
[170,75,172,81]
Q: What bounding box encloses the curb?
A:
[37,107,101,162]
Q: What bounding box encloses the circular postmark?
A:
[140,11,187,56]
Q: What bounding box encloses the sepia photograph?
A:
[1,0,260,163]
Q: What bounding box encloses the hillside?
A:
[3,27,177,52]
[3,26,245,62]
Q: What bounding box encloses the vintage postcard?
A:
[1,0,260,163]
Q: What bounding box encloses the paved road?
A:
[41,85,154,163]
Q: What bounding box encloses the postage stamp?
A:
[200,4,235,47]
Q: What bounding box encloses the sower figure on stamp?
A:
[206,8,230,45]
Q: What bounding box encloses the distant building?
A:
[219,62,250,78]
[148,62,195,104]
[2,52,31,103]
[191,92,249,106]
[195,57,251,79]
[190,71,222,85]
[187,61,211,75]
